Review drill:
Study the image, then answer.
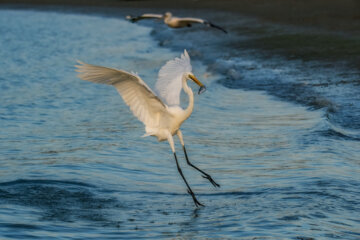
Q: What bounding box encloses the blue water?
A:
[0,8,359,239]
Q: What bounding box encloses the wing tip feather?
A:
[74,60,86,73]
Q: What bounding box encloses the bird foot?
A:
[202,174,220,188]
[187,189,204,207]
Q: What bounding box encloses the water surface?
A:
[0,9,359,239]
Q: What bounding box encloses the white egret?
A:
[126,12,227,33]
[75,50,219,207]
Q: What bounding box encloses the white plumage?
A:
[75,61,167,131]
[75,50,219,207]
[156,50,192,106]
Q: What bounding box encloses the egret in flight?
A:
[75,50,219,207]
[126,12,227,33]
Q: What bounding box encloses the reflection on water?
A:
[0,8,359,240]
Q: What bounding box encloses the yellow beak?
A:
[189,74,206,94]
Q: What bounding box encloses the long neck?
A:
[182,77,194,120]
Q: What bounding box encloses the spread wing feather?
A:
[155,50,192,106]
[126,13,163,22]
[75,61,167,127]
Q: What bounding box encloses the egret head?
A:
[187,73,206,95]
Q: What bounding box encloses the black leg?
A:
[174,153,204,207]
[183,146,220,188]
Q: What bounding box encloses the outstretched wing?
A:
[155,50,192,106]
[177,17,205,24]
[126,13,163,23]
[75,61,168,127]
[177,17,227,33]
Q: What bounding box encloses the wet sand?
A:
[1,0,359,35]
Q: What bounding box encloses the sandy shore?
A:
[1,0,359,35]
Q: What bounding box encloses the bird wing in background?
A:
[155,50,192,106]
[177,17,227,33]
[126,13,163,22]
[177,17,205,24]
[75,61,168,127]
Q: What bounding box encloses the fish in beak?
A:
[189,74,206,95]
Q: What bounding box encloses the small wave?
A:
[0,223,40,230]
[0,179,119,222]
[0,179,95,188]
[323,119,360,141]
[212,58,337,111]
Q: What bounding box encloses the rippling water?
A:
[0,8,359,239]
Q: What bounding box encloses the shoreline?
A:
[0,0,359,35]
